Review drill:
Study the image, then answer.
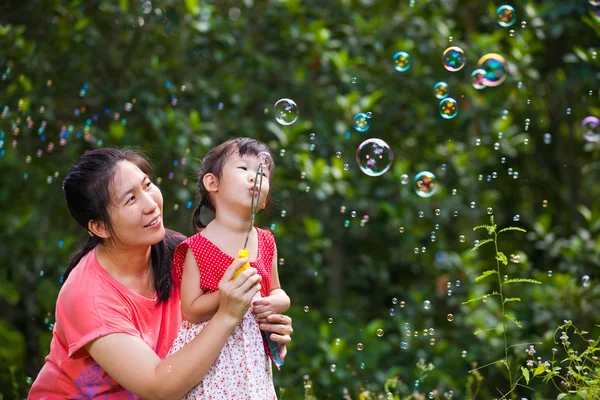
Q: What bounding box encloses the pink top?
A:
[28,248,182,399]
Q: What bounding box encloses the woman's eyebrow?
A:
[119,176,148,201]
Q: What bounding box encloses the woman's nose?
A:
[142,192,159,213]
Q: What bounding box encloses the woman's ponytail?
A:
[63,235,101,282]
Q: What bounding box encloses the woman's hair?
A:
[62,148,184,303]
[193,137,275,232]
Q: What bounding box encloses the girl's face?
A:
[102,161,165,247]
[214,151,271,213]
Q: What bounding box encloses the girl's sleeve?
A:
[171,240,190,285]
[56,280,143,358]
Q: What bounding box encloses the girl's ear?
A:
[203,173,219,192]
[88,220,110,239]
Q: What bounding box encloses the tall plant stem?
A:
[495,230,512,392]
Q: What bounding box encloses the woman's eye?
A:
[126,195,135,204]
[145,181,152,189]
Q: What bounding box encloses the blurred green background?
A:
[1,0,599,399]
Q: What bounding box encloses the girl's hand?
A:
[252,292,289,321]
[258,314,293,360]
[217,257,261,321]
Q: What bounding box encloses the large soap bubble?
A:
[582,116,600,142]
[353,112,371,132]
[496,5,516,27]
[439,98,458,119]
[393,51,411,72]
[442,47,466,71]
[356,138,394,177]
[273,98,299,125]
[434,82,449,99]
[414,171,438,197]
[477,53,507,87]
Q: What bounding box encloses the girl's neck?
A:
[211,210,253,235]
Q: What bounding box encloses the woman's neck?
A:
[97,242,152,279]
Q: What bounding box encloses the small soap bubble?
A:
[401,174,409,185]
[566,108,572,115]
[496,4,516,27]
[400,301,405,308]
[423,300,431,310]
[477,53,507,87]
[429,392,434,399]
[352,77,357,84]
[360,362,365,369]
[582,275,591,288]
[399,226,405,233]
[542,200,548,208]
[471,68,486,89]
[434,82,450,99]
[513,214,520,222]
[447,289,452,296]
[452,188,457,195]
[351,211,357,218]
[419,211,425,218]
[421,246,427,253]
[509,29,515,36]
[393,51,411,72]
[459,235,465,242]
[328,317,333,324]
[273,98,299,125]
[280,149,286,157]
[521,21,527,28]
[344,220,350,228]
[462,350,467,358]
[343,164,349,171]
[310,133,316,140]
[400,341,408,349]
[548,270,553,277]
[304,306,310,312]
[430,337,436,346]
[281,210,287,217]
[487,207,493,215]
[453,210,459,217]
[335,151,342,158]
[376,329,384,337]
[330,364,336,372]
[389,308,395,316]
[475,138,481,146]
[439,98,459,119]
[414,380,420,388]
[357,343,364,351]
[544,133,552,144]
[392,297,398,304]
[455,280,461,287]
[442,47,466,71]
[414,247,419,254]
[435,208,441,216]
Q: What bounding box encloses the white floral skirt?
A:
[168,308,277,400]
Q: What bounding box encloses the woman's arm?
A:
[181,248,220,323]
[86,258,260,400]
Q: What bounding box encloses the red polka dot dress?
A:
[168,227,278,400]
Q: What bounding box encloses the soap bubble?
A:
[413,171,438,197]
[459,235,465,242]
[273,98,299,125]
[356,138,393,177]
[393,51,411,72]
[401,174,409,184]
[442,46,466,71]
[400,342,408,349]
[582,275,591,288]
[477,53,507,87]
[439,98,459,119]
[496,5,516,27]
[434,82,449,99]
[462,350,467,358]
[548,270,553,277]
[423,300,431,310]
[353,112,371,132]
[330,364,336,372]
[400,301,405,308]
[471,68,487,89]
[582,116,600,142]
[447,314,454,321]
[392,298,398,304]
[304,306,310,312]
[357,343,364,351]
[376,329,384,337]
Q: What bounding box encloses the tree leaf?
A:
[475,270,497,282]
[462,293,497,305]
[473,224,494,231]
[505,314,523,328]
[498,226,527,234]
[533,365,546,376]
[496,252,508,265]
[521,366,530,384]
[504,297,521,303]
[471,238,494,251]
[557,393,568,400]
[503,278,542,285]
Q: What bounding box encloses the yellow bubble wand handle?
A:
[232,163,264,280]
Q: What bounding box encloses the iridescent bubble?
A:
[273,98,299,125]
[434,82,449,99]
[442,47,466,71]
[496,5,516,27]
[455,280,461,287]
[423,300,431,310]
[471,69,487,89]
[356,138,393,177]
[414,171,437,197]
[353,112,371,132]
[389,308,395,316]
[513,214,520,222]
[477,53,507,87]
[400,342,408,349]
[401,174,409,185]
[582,275,591,288]
[393,51,411,72]
[360,362,365,369]
[439,98,459,119]
[582,116,600,142]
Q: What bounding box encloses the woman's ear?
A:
[203,173,219,193]
[88,220,110,239]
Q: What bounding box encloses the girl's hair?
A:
[62,148,184,303]
[193,137,275,232]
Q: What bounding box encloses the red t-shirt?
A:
[28,248,182,399]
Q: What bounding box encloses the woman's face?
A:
[105,161,165,247]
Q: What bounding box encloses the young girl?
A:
[168,137,291,399]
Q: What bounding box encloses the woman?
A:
[28,148,293,399]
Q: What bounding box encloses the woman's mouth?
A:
[144,215,161,228]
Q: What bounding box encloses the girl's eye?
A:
[238,166,247,171]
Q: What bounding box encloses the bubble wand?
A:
[231,154,284,367]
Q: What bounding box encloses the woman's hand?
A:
[259,313,293,360]
[217,257,262,321]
